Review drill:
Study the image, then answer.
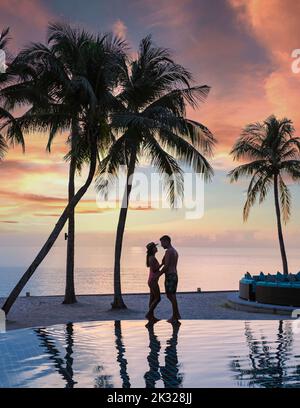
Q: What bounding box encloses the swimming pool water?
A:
[0,320,300,388]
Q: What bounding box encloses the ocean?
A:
[0,246,299,297]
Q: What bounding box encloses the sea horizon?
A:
[1,246,299,298]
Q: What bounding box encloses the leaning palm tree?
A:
[1,26,126,315]
[229,115,300,275]
[11,25,93,305]
[13,23,109,305]
[2,24,96,305]
[97,36,215,308]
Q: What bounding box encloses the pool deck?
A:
[1,291,292,331]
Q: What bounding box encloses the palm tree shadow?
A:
[35,322,77,388]
[114,320,131,388]
[95,321,132,388]
[230,320,300,388]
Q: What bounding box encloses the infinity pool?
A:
[0,320,300,388]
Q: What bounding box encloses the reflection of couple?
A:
[144,322,183,388]
[145,235,181,324]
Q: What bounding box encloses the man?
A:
[159,235,181,323]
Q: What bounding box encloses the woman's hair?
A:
[146,245,156,267]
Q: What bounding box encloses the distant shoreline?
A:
[1,291,287,332]
[5,289,238,298]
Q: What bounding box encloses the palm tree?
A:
[229,115,300,275]
[17,24,95,305]
[2,25,94,306]
[97,36,215,308]
[1,25,126,315]
[0,27,24,158]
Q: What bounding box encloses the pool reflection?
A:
[35,323,77,388]
[32,320,300,388]
[230,320,300,388]
[114,320,131,388]
[144,322,184,388]
[34,320,183,388]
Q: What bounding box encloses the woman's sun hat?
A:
[146,242,158,251]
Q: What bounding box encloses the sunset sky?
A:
[0,0,300,255]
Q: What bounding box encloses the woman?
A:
[145,242,161,322]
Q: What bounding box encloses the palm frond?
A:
[243,171,269,221]
[278,175,291,224]
[0,27,10,50]
[228,160,268,182]
[0,107,25,151]
[95,134,128,193]
[230,137,264,161]
[0,133,8,159]
[157,128,214,181]
[143,135,184,207]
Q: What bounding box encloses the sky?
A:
[0,0,300,253]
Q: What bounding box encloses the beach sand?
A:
[1,291,289,331]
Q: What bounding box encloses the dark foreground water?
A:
[0,320,300,388]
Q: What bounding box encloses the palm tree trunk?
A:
[63,155,76,304]
[63,120,78,305]
[274,174,289,275]
[2,136,97,315]
[111,151,136,309]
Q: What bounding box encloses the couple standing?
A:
[145,235,181,324]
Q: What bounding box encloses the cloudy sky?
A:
[0,0,300,252]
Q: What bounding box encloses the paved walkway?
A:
[1,291,291,331]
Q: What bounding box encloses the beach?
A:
[1,291,289,331]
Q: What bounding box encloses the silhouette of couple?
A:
[145,235,181,324]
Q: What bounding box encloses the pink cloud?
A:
[140,0,193,29]
[0,0,53,51]
[112,19,127,40]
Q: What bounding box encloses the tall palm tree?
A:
[228,115,300,275]
[2,24,96,305]
[45,24,96,305]
[97,36,215,308]
[1,25,126,315]
[17,24,96,304]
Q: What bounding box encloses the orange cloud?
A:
[229,0,300,129]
